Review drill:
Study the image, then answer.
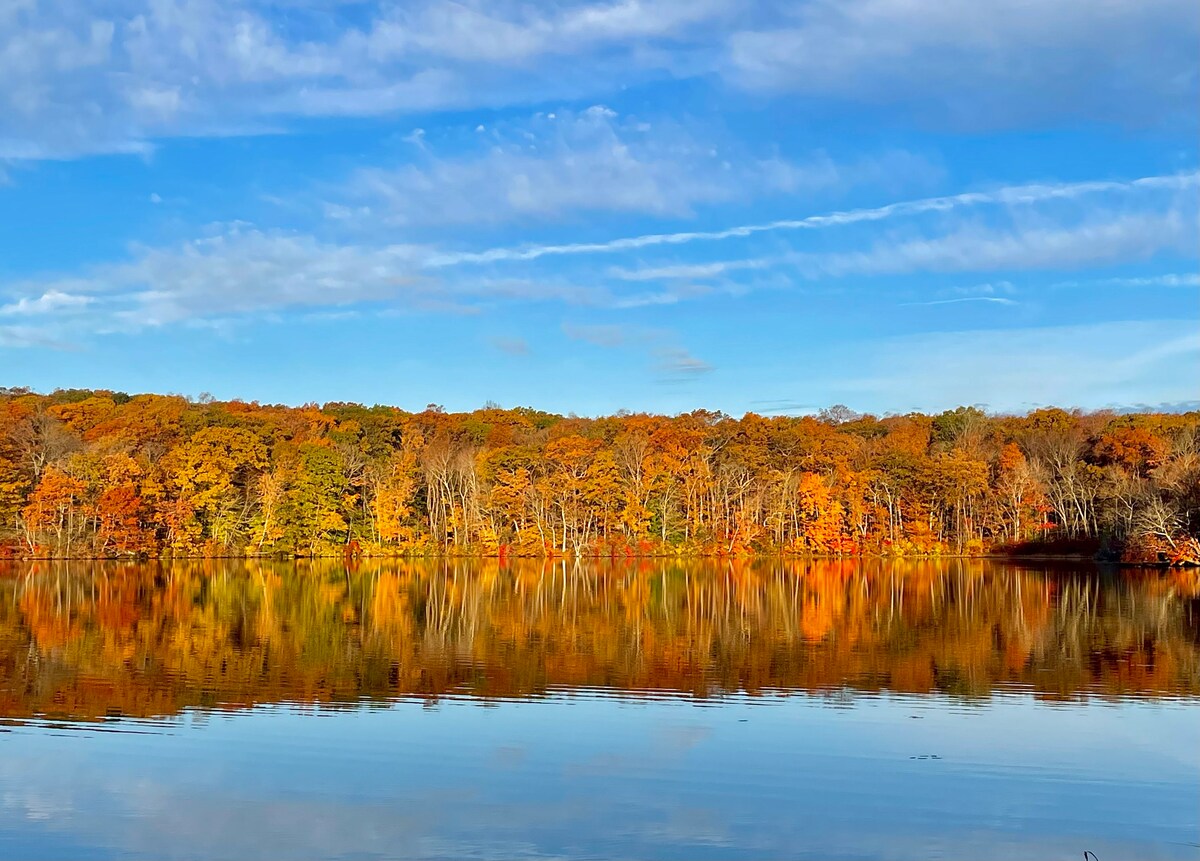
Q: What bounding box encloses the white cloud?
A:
[563,323,633,347]
[0,290,93,316]
[126,84,181,118]
[562,322,713,377]
[490,336,529,356]
[0,227,431,340]
[609,260,767,281]
[607,212,1196,289]
[948,281,1015,297]
[1,171,1193,347]
[655,346,713,376]
[811,212,1197,277]
[329,109,934,227]
[5,0,1192,161]
[363,0,730,64]
[727,0,1199,127]
[1051,273,1200,289]
[0,325,56,348]
[0,0,735,160]
[0,226,666,343]
[899,297,1018,307]
[339,107,734,226]
[429,171,1198,265]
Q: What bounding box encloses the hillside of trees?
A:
[1,387,1198,562]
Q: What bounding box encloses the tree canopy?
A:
[2,389,1197,562]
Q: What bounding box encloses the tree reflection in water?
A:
[1,558,1196,721]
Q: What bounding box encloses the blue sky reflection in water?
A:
[0,559,1197,859]
[2,694,1197,860]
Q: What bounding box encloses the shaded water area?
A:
[1,558,1197,859]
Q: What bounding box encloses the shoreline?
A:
[4,551,1194,568]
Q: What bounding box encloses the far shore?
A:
[4,550,1195,568]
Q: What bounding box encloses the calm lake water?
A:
[1,558,1197,860]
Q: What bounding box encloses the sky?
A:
[1,0,1198,417]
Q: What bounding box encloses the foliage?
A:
[1,389,1197,560]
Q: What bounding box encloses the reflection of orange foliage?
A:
[94,574,142,631]
[0,558,1196,721]
[18,587,83,650]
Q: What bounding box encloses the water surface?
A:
[1,558,1197,859]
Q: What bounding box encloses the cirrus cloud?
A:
[2,0,1196,162]
[728,0,1199,128]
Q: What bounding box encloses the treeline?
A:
[1,387,1198,561]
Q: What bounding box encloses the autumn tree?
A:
[1,388,1197,560]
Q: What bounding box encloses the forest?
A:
[1,387,1198,562]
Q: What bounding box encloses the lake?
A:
[1,558,1197,859]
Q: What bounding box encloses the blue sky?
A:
[1,0,1197,416]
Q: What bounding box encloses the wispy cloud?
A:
[899,296,1018,307]
[325,108,941,228]
[655,347,713,377]
[812,212,1196,277]
[0,324,75,350]
[1050,272,1200,289]
[727,0,1199,128]
[0,0,737,161]
[2,171,1194,347]
[0,227,698,344]
[428,171,1198,266]
[608,260,769,281]
[562,322,712,380]
[1110,399,1200,414]
[600,211,1196,288]
[562,323,632,348]
[896,273,1196,306]
[3,0,1195,161]
[745,399,823,415]
[948,281,1015,297]
[334,106,734,226]
[0,290,93,316]
[0,227,432,341]
[490,336,530,356]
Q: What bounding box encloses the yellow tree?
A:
[371,449,421,548]
[21,466,87,554]
[543,435,603,554]
[164,427,267,551]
